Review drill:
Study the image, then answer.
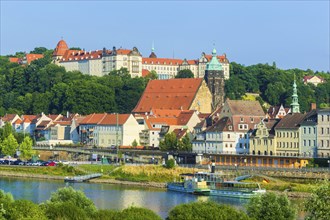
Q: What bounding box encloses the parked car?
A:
[44,161,56,166]
[13,160,23,165]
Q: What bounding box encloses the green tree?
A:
[5,199,47,220]
[43,187,97,217]
[167,201,249,220]
[30,47,48,54]
[178,134,192,152]
[132,139,138,148]
[92,209,119,220]
[159,132,178,151]
[145,70,158,81]
[0,122,13,140]
[175,69,194,78]
[19,136,34,160]
[0,133,18,156]
[246,192,297,220]
[42,201,89,220]
[304,181,330,220]
[69,47,82,50]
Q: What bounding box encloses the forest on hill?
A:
[0,47,329,116]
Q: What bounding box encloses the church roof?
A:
[132,78,203,113]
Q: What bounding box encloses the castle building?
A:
[52,39,229,79]
[204,48,225,110]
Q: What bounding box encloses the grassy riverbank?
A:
[0,164,322,196]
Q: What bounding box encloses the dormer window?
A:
[228,125,232,130]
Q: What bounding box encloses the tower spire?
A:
[151,41,155,53]
[291,73,300,113]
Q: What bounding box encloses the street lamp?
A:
[327,160,330,169]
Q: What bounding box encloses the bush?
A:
[246,192,297,220]
[5,199,47,220]
[304,181,330,220]
[43,201,89,220]
[165,159,175,169]
[120,207,161,220]
[167,201,249,220]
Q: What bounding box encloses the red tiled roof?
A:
[1,114,17,122]
[25,54,43,64]
[80,113,107,124]
[142,69,150,77]
[22,115,38,122]
[116,49,131,55]
[142,57,183,65]
[133,78,203,113]
[61,50,104,62]
[275,113,306,129]
[204,54,226,63]
[9,57,20,63]
[53,121,71,126]
[151,109,193,118]
[98,114,130,125]
[14,118,22,124]
[53,40,69,56]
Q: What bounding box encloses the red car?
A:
[45,161,56,166]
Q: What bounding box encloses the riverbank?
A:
[0,165,317,199]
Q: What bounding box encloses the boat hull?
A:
[209,189,266,199]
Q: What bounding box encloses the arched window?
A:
[252,150,255,155]
[270,151,273,156]
[264,151,267,155]
[258,151,261,155]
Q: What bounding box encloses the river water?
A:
[0,177,249,219]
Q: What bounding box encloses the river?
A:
[0,176,251,219]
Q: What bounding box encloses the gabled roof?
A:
[205,117,232,132]
[275,113,306,129]
[21,115,39,123]
[132,78,203,113]
[14,118,22,124]
[1,114,18,122]
[303,75,324,82]
[267,105,290,119]
[227,100,265,116]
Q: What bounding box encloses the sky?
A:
[1,1,329,72]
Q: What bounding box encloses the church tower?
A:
[204,47,225,111]
[52,39,69,64]
[290,74,300,113]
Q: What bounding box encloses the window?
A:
[240,118,244,122]
[304,128,306,134]
[308,140,311,146]
[308,128,311,134]
[250,117,254,122]
[321,127,324,134]
[240,143,243,148]
[227,134,230,138]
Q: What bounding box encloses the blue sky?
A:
[1,1,329,71]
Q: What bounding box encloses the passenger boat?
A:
[193,172,266,199]
[167,174,210,195]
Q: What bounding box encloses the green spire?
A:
[291,74,300,113]
[152,41,155,53]
[206,46,223,71]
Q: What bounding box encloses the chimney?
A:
[310,103,316,111]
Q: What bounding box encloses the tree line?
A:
[1,47,329,116]
[1,181,329,219]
